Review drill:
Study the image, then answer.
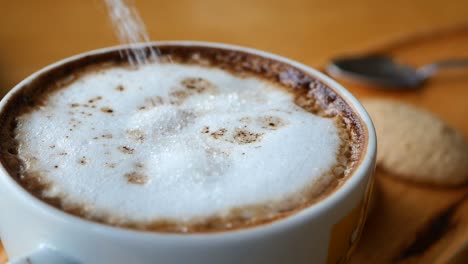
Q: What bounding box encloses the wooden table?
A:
[0,0,467,263]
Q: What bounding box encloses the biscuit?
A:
[362,99,468,186]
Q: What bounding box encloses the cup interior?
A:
[0,41,376,237]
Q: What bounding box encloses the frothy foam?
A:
[15,62,344,229]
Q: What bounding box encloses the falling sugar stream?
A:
[103,0,161,66]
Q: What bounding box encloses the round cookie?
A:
[363,99,468,186]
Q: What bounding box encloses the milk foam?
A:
[16,63,342,223]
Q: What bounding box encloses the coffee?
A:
[0,45,364,233]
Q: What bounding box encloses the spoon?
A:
[326,55,468,89]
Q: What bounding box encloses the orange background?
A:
[0,0,466,95]
[1,0,467,263]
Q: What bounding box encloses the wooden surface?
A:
[0,0,467,263]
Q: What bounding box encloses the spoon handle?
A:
[435,59,468,68]
[418,59,468,77]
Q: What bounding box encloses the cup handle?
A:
[6,245,80,264]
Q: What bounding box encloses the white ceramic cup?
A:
[0,41,376,264]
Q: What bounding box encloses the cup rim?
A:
[0,41,376,242]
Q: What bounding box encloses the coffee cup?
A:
[0,41,376,264]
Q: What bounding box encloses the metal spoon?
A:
[326,55,468,89]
